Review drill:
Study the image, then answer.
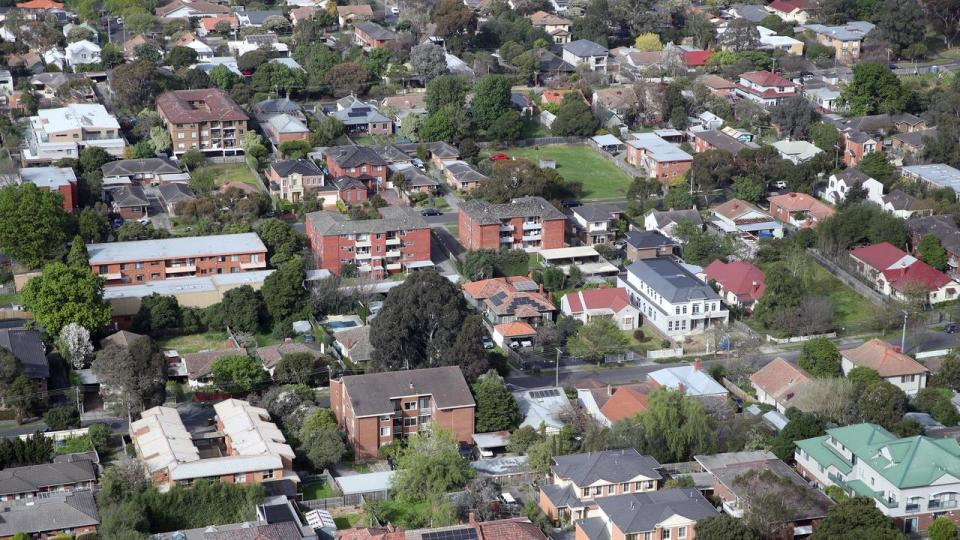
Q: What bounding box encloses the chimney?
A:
[694,358,702,371]
[607,384,613,397]
[409,381,414,390]
[678,382,686,394]
[347,338,353,349]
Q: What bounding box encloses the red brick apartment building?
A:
[330,367,476,459]
[324,145,389,192]
[18,166,78,212]
[156,88,249,156]
[87,232,268,286]
[305,207,431,278]
[459,196,567,252]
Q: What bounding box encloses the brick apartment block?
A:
[156,88,249,156]
[87,233,268,286]
[459,196,566,252]
[330,366,475,459]
[305,206,431,279]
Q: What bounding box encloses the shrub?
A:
[633,329,645,342]
[43,406,80,430]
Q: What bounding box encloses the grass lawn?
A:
[301,479,336,500]
[201,163,263,190]
[806,261,874,332]
[157,331,229,353]
[0,292,20,305]
[497,145,633,199]
[628,322,669,353]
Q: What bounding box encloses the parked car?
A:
[421,208,442,216]
[137,217,150,225]
[771,181,787,190]
[562,199,582,208]
[481,336,494,349]
[946,323,958,334]
[490,153,509,161]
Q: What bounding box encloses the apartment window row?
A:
[667,320,687,332]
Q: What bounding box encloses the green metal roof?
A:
[795,436,852,474]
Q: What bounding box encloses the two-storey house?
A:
[701,259,765,310]
[626,133,693,182]
[529,11,571,43]
[802,22,874,64]
[569,202,626,245]
[849,242,960,304]
[324,145,389,192]
[538,449,663,523]
[796,423,960,534]
[618,257,729,338]
[22,104,125,163]
[575,489,718,540]
[734,70,799,107]
[822,169,883,206]
[711,199,784,238]
[840,339,929,396]
[330,367,475,459]
[267,159,323,203]
[561,40,608,72]
[459,196,566,252]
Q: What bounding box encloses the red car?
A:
[490,153,510,161]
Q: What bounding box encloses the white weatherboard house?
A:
[618,257,728,338]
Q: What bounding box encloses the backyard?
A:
[157,331,230,353]
[497,144,633,200]
[200,163,263,191]
[301,477,337,500]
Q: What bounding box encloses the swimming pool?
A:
[325,320,359,330]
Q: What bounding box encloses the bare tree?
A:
[790,378,854,423]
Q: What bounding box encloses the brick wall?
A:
[93,249,267,286]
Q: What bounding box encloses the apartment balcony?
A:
[522,221,542,230]
[385,249,401,258]
[166,264,196,273]
[500,236,514,243]
[386,237,401,246]
[355,252,372,260]
[928,499,958,510]
[240,260,266,270]
[355,239,372,248]
[386,263,402,271]
[522,234,543,242]
[500,224,515,232]
[722,500,744,519]
[99,272,122,281]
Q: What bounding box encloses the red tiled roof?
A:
[495,321,537,338]
[702,75,736,90]
[462,276,538,301]
[201,15,238,31]
[849,242,911,271]
[739,70,796,88]
[157,88,249,124]
[479,518,548,540]
[749,357,811,406]
[841,338,929,377]
[15,0,63,9]
[883,259,954,292]
[702,260,765,302]
[600,386,649,423]
[564,287,631,315]
[682,50,712,66]
[768,192,836,225]
[768,0,814,13]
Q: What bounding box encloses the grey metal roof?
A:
[0,461,96,496]
[306,206,428,236]
[331,100,392,127]
[271,159,322,178]
[803,21,874,41]
[648,208,703,228]
[0,491,99,537]
[593,489,718,535]
[101,157,180,177]
[0,328,48,379]
[625,257,720,303]
[552,449,662,485]
[882,189,923,211]
[265,114,308,134]
[445,161,488,183]
[107,184,149,207]
[563,39,608,57]
[87,233,266,265]
[397,167,440,187]
[833,168,871,184]
[625,229,678,249]
[691,129,758,155]
[337,366,475,417]
[459,196,566,225]
[572,202,626,222]
[255,98,301,116]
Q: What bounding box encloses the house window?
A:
[675,306,680,315]
[135,263,145,269]
[645,480,655,490]
[901,374,916,383]
[662,529,671,540]
[136,275,144,281]
[403,417,417,426]
[233,473,246,483]
[626,535,638,540]
[380,427,390,436]
[634,482,643,491]
[582,488,590,497]
[607,484,615,495]
[99,265,108,273]
[678,527,687,539]
[262,469,274,480]
[592,486,602,495]
[403,401,417,410]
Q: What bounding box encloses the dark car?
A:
[947,323,958,334]
[562,199,582,208]
[421,208,442,216]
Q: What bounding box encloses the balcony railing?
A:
[928,499,958,510]
[522,221,542,230]
[500,224,514,232]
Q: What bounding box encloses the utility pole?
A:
[555,348,561,387]
[901,309,909,352]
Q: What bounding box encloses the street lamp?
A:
[901,309,909,352]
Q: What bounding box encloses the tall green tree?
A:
[811,497,905,539]
[78,207,110,242]
[918,234,949,271]
[392,428,475,503]
[131,293,181,336]
[552,93,598,136]
[472,75,513,131]
[21,263,110,335]
[472,371,522,432]
[5,376,36,424]
[568,317,630,364]
[769,95,819,139]
[857,381,907,430]
[797,337,841,377]
[839,63,909,116]
[638,388,714,462]
[66,235,89,268]
[260,258,308,324]
[696,515,762,540]
[211,355,266,393]
[91,336,167,419]
[0,184,73,269]
[220,285,264,333]
[874,0,925,55]
[256,219,304,266]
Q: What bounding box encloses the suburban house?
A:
[592,87,638,130]
[529,11,571,43]
[336,4,373,26]
[17,167,78,211]
[702,74,737,97]
[305,207,431,279]
[267,159,324,203]
[329,96,393,135]
[354,22,397,49]
[840,339,929,396]
[331,326,372,364]
[105,185,149,219]
[772,140,823,164]
[156,0,231,18]
[256,341,325,376]
[757,25,805,54]
[512,387,569,433]
[463,276,555,326]
[561,40,608,71]
[648,362,728,398]
[906,215,960,272]
[695,451,833,535]
[849,242,960,304]
[734,70,799,106]
[892,128,938,159]
[561,288,640,330]
[766,0,815,22]
[64,40,100,67]
[87,233,268,286]
[23,103,125,163]
[618,257,729,338]
[181,345,246,388]
[711,199,784,238]
[575,489,718,540]
[688,129,758,156]
[795,423,960,534]
[442,160,488,191]
[101,158,183,185]
[156,89,249,157]
[822,169,883,206]
[626,133,694,182]
[0,492,99,538]
[883,190,930,219]
[568,202,626,245]
[577,381,653,426]
[0,460,96,502]
[330,367,475,459]
[624,229,680,261]
[803,21,874,64]
[260,114,310,146]
[768,192,836,229]
[157,183,196,216]
[750,357,813,413]
[459,196,567,252]
[701,259,766,310]
[324,145,389,190]
[538,449,662,523]
[644,208,703,241]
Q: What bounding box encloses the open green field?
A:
[806,259,874,332]
[499,144,633,199]
[157,331,230,353]
[201,163,263,190]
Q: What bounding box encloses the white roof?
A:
[102,270,275,300]
[627,133,693,162]
[513,386,568,431]
[591,134,623,146]
[902,164,960,192]
[473,431,511,449]
[539,246,600,260]
[214,399,295,461]
[648,365,728,397]
[131,406,200,474]
[335,471,395,495]
[87,233,266,264]
[19,166,76,189]
[170,454,284,480]
[66,39,101,54]
[305,509,337,530]
[772,140,823,161]
[36,104,119,134]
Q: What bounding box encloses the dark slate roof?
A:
[332,176,367,191]
[369,144,412,163]
[0,328,47,379]
[576,517,611,540]
[306,206,428,235]
[108,184,149,207]
[540,483,581,510]
[625,257,720,303]
[254,98,301,116]
[460,196,566,225]
[692,129,758,155]
[355,21,397,41]
[337,366,475,417]
[563,39,608,57]
[907,214,960,253]
[882,189,923,211]
[535,48,576,72]
[647,208,703,228]
[242,10,283,24]
[625,229,679,249]
[572,202,626,222]
[270,159,322,178]
[101,158,180,177]
[0,461,96,496]
[552,449,662,485]
[445,161,488,183]
[158,182,196,204]
[0,491,99,536]
[833,168,871,184]
[397,167,440,187]
[325,145,387,168]
[893,128,937,148]
[591,489,718,535]
[204,521,304,540]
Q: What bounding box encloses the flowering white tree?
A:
[59,323,93,369]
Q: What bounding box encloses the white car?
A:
[390,6,400,14]
[772,180,787,190]
[137,217,150,225]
